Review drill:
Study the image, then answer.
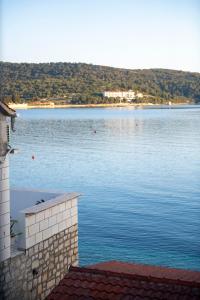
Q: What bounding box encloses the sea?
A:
[10,105,200,270]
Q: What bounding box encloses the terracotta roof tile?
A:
[46,261,200,300]
[90,261,200,284]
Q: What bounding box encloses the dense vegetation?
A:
[1,62,200,104]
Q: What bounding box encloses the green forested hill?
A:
[1,62,200,104]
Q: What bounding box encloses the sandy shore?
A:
[9,101,192,110]
[9,102,170,110]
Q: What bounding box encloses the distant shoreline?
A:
[9,102,191,110]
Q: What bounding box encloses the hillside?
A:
[0,62,200,104]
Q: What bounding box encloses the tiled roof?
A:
[90,261,200,284]
[46,261,200,300]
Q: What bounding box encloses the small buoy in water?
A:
[93,130,97,134]
[32,155,35,160]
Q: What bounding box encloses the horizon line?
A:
[1,60,200,74]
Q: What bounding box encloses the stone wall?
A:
[0,224,78,300]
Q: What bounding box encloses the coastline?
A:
[8,102,190,110]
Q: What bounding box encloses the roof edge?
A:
[69,266,200,288]
[0,101,17,117]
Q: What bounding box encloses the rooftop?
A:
[46,260,200,300]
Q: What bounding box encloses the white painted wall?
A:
[0,112,11,262]
[0,159,11,262]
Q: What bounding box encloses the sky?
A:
[1,0,200,72]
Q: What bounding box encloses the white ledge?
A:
[21,192,81,215]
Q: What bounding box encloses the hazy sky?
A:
[1,0,200,72]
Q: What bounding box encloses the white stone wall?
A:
[19,194,78,250]
[0,158,10,262]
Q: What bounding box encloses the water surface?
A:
[10,106,200,270]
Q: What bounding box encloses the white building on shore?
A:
[103,90,143,100]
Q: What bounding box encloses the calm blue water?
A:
[10,106,200,270]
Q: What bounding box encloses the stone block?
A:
[48,215,57,227]
[27,280,32,291]
[51,205,59,216]
[36,232,43,244]
[0,223,10,238]
[60,231,64,238]
[0,236,10,250]
[26,215,36,227]
[38,284,42,295]
[44,240,48,249]
[72,260,79,267]
[64,240,70,249]
[0,201,10,215]
[0,178,9,192]
[0,165,9,180]
[42,271,47,283]
[61,211,66,221]
[65,218,72,229]
[44,208,51,219]
[58,220,66,232]
[28,223,39,236]
[44,252,49,262]
[73,247,78,255]
[39,219,49,231]
[55,277,60,285]
[59,254,64,263]
[65,201,71,210]
[59,202,66,212]
[32,259,39,269]
[39,241,43,251]
[42,228,52,241]
[32,288,37,299]
[28,246,34,257]
[53,239,58,248]
[58,244,63,252]
[34,244,39,253]
[0,212,9,227]
[72,206,78,216]
[65,209,70,219]
[38,275,42,284]
[57,212,63,223]
[36,211,45,223]
[71,198,77,208]
[26,235,36,248]
[49,262,54,271]
[0,189,9,204]
[52,224,59,235]
[71,215,78,226]
[0,247,10,262]
[49,237,53,244]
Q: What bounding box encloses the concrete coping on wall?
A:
[21,192,81,215]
